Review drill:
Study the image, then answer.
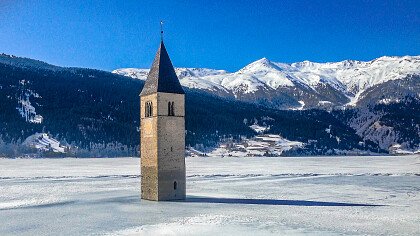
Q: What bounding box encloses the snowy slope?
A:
[23,133,68,153]
[113,67,230,93]
[206,134,304,157]
[112,68,149,80]
[15,82,43,124]
[240,56,420,97]
[113,55,420,108]
[289,56,420,104]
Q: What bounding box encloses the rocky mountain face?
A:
[332,96,420,153]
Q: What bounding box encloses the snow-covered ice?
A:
[0,155,419,235]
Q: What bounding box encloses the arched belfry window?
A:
[145,101,153,117]
[149,102,152,117]
[168,101,175,116]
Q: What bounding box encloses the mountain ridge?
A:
[114,55,420,109]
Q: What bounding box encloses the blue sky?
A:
[0,0,419,71]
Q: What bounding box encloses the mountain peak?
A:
[256,57,270,63]
[239,57,279,73]
[114,55,419,109]
[253,57,273,66]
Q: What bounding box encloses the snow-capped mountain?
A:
[288,56,420,105]
[114,67,228,81]
[0,53,418,156]
[115,54,420,153]
[113,67,231,95]
[114,56,420,109]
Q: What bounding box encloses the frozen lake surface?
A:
[0,156,419,235]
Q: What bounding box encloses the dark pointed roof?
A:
[140,41,185,96]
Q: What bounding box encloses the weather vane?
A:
[160,20,164,41]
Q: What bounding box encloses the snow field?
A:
[0,155,419,235]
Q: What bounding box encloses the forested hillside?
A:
[0,56,384,157]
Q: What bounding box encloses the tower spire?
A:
[160,20,164,41]
[140,35,184,96]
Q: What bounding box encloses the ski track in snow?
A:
[0,155,419,235]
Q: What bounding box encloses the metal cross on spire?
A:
[160,20,164,41]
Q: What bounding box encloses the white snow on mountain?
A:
[249,124,269,133]
[239,58,310,89]
[176,68,228,78]
[113,55,420,105]
[112,68,149,80]
[23,133,68,153]
[16,83,43,124]
[206,134,304,157]
[389,144,420,155]
[291,100,305,110]
[289,56,420,104]
[113,67,230,92]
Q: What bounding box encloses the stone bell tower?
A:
[140,39,186,201]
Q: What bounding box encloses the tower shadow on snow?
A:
[179,196,384,207]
